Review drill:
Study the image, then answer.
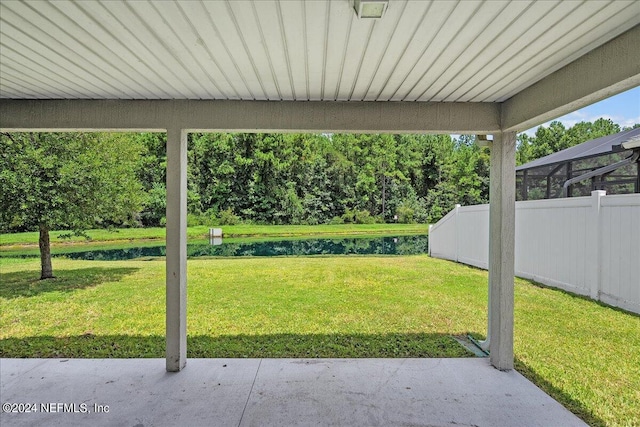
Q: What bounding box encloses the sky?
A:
[523,86,640,136]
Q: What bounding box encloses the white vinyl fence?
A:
[428,191,640,314]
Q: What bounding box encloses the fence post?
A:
[454,204,461,262]
[587,190,606,300]
[428,224,433,256]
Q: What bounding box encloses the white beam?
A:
[0,99,501,134]
[488,131,516,371]
[502,24,640,133]
[165,128,187,372]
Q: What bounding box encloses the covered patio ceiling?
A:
[1,0,639,374]
[1,0,639,132]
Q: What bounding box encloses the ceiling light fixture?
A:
[354,0,389,19]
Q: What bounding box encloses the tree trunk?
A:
[381,175,386,218]
[39,224,54,279]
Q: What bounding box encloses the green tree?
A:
[517,118,624,165]
[189,133,238,218]
[529,121,568,159]
[564,118,620,147]
[0,132,145,279]
[516,133,533,166]
[450,136,490,207]
[135,132,167,226]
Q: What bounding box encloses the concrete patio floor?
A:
[1,358,586,427]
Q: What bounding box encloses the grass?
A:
[1,255,638,426]
[0,223,430,247]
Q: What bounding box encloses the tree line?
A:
[129,132,490,228]
[2,118,634,235]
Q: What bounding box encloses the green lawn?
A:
[1,255,638,426]
[0,223,430,247]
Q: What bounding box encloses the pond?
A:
[53,235,430,261]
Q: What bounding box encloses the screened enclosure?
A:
[516,128,640,201]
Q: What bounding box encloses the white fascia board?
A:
[622,137,640,150]
[0,99,501,134]
[501,24,640,133]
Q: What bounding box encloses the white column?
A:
[587,190,606,300]
[166,128,187,372]
[488,131,516,370]
[454,204,461,262]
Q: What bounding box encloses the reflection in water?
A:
[57,235,429,261]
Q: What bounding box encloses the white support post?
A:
[454,204,461,262]
[166,128,188,372]
[587,190,606,300]
[488,131,516,371]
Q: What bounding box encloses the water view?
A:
[53,235,429,261]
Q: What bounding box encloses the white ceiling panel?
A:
[349,0,408,101]
[463,0,595,102]
[252,0,297,100]
[481,1,640,102]
[323,0,354,100]
[427,0,530,102]
[304,0,328,101]
[1,0,638,102]
[411,0,507,102]
[361,1,428,101]
[378,1,459,101]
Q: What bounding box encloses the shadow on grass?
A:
[525,279,640,318]
[0,332,473,359]
[0,267,139,299]
[515,357,606,427]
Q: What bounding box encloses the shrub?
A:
[217,208,241,226]
[354,210,375,224]
[341,209,356,223]
[396,204,415,223]
[329,216,344,225]
[187,213,204,227]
